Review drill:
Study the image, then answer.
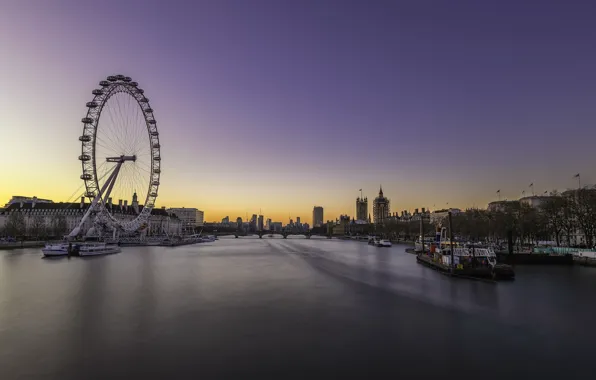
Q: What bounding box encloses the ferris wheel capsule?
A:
[82,117,94,124]
[79,135,91,142]
[116,74,125,81]
[144,108,153,113]
[86,101,98,108]
[79,154,91,161]
[92,89,104,95]
[80,173,92,180]
[139,97,149,103]
[107,76,117,82]
[137,88,145,94]
[130,81,138,87]
[100,80,110,87]
[123,76,132,82]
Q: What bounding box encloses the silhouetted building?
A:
[258,215,264,231]
[373,186,390,224]
[312,206,324,227]
[356,196,368,222]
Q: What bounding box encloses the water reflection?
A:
[0,239,595,378]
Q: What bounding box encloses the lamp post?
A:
[448,210,454,274]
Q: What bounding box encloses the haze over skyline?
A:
[2,0,596,222]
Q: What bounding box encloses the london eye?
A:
[71,75,161,236]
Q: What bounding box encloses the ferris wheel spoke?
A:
[104,100,126,154]
[95,136,121,156]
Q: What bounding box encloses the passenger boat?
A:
[77,243,121,256]
[42,243,70,257]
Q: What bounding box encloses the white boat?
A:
[200,235,216,243]
[77,243,121,256]
[377,239,392,247]
[42,243,70,257]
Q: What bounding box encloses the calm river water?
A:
[1,237,595,379]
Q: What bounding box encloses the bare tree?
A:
[5,212,26,238]
[540,193,566,246]
[51,215,68,237]
[572,188,596,247]
[29,215,46,239]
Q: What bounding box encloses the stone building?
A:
[373,186,390,224]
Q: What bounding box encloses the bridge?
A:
[213,230,330,239]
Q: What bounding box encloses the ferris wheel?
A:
[70,75,161,237]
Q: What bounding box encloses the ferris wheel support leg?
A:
[68,162,123,239]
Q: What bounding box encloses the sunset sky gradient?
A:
[2,0,596,223]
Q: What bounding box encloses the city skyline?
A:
[2,1,596,222]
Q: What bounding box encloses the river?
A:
[1,237,594,378]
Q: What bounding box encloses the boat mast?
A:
[448,210,455,273]
[420,217,424,254]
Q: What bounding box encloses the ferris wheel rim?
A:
[79,75,161,232]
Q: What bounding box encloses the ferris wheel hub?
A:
[106,155,137,163]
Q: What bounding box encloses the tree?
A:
[540,194,566,246]
[51,215,68,237]
[5,212,26,238]
[572,188,596,247]
[29,215,47,239]
[560,196,576,246]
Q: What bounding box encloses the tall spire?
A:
[379,185,383,197]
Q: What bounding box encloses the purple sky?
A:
[2,0,596,222]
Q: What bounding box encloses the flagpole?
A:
[578,174,581,189]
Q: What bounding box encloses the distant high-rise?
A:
[258,215,264,231]
[356,196,368,222]
[373,186,390,224]
[236,217,242,230]
[266,218,272,230]
[312,206,324,227]
[296,216,301,225]
[222,216,229,224]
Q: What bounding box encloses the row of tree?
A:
[1,213,69,239]
[355,188,596,248]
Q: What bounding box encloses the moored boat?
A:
[77,243,121,256]
[377,239,392,247]
[42,243,71,257]
[414,237,435,253]
[417,227,514,280]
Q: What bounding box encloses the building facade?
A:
[167,207,204,229]
[257,215,264,231]
[0,196,181,238]
[312,206,324,227]
[356,197,368,222]
[373,186,390,224]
